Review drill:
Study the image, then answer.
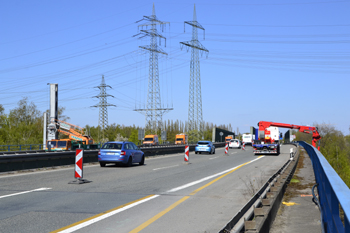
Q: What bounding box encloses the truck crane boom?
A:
[257,121,321,150]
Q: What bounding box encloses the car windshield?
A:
[198,142,209,145]
[176,138,183,141]
[102,143,122,149]
[231,140,238,142]
[144,138,153,141]
[57,141,67,148]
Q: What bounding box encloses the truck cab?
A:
[143,135,159,146]
[175,134,188,145]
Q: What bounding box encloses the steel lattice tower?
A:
[134,4,173,134]
[91,75,115,140]
[180,5,209,140]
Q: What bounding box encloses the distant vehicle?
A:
[242,133,254,146]
[175,133,188,145]
[225,135,234,144]
[98,141,145,167]
[195,141,215,154]
[142,135,159,146]
[229,139,241,149]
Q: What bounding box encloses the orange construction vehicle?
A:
[46,120,98,151]
[225,135,234,144]
[175,134,188,145]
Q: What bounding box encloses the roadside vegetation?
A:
[0,97,233,147]
[294,124,350,188]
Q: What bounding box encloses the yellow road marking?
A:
[129,196,190,233]
[190,161,251,195]
[282,201,300,206]
[130,157,261,232]
[50,195,156,233]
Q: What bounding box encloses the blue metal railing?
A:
[0,144,43,152]
[299,141,350,233]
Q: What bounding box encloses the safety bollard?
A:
[290,148,294,160]
[225,144,228,155]
[69,149,91,184]
[184,145,189,162]
[242,142,245,151]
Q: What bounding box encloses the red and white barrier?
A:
[75,149,83,179]
[69,149,91,184]
[242,142,245,150]
[225,144,228,154]
[184,145,189,162]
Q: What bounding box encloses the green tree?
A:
[7,97,42,145]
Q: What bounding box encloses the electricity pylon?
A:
[134,4,173,135]
[180,4,209,141]
[91,75,116,141]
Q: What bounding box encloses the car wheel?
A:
[195,151,198,154]
[139,155,145,165]
[199,152,201,154]
[209,149,212,154]
[99,162,106,167]
[126,157,132,167]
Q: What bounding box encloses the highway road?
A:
[0,145,295,233]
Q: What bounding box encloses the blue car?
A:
[195,141,215,154]
[98,141,145,167]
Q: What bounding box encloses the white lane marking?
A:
[153,165,179,171]
[209,156,219,160]
[0,187,52,199]
[231,152,237,154]
[53,156,265,232]
[166,156,265,193]
[57,195,160,233]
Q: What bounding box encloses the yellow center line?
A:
[130,157,262,232]
[190,161,251,196]
[129,196,190,233]
[51,195,156,233]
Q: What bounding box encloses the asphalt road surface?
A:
[0,145,294,233]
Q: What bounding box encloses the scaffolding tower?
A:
[91,75,115,141]
[180,5,209,140]
[134,4,173,135]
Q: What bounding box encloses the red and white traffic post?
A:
[75,149,83,179]
[225,143,228,154]
[242,142,245,151]
[184,145,189,162]
[69,149,91,184]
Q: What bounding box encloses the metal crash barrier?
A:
[0,143,225,172]
[299,141,350,233]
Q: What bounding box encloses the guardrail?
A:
[299,141,350,233]
[220,143,300,232]
[0,144,43,152]
[0,143,225,173]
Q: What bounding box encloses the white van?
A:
[242,133,254,145]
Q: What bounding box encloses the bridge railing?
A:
[299,141,350,233]
[0,144,43,152]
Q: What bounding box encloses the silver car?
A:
[229,139,241,149]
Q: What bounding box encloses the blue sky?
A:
[1,0,349,135]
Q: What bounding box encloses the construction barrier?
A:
[75,149,83,178]
[69,149,91,184]
[242,142,245,150]
[225,144,228,154]
[184,145,189,162]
